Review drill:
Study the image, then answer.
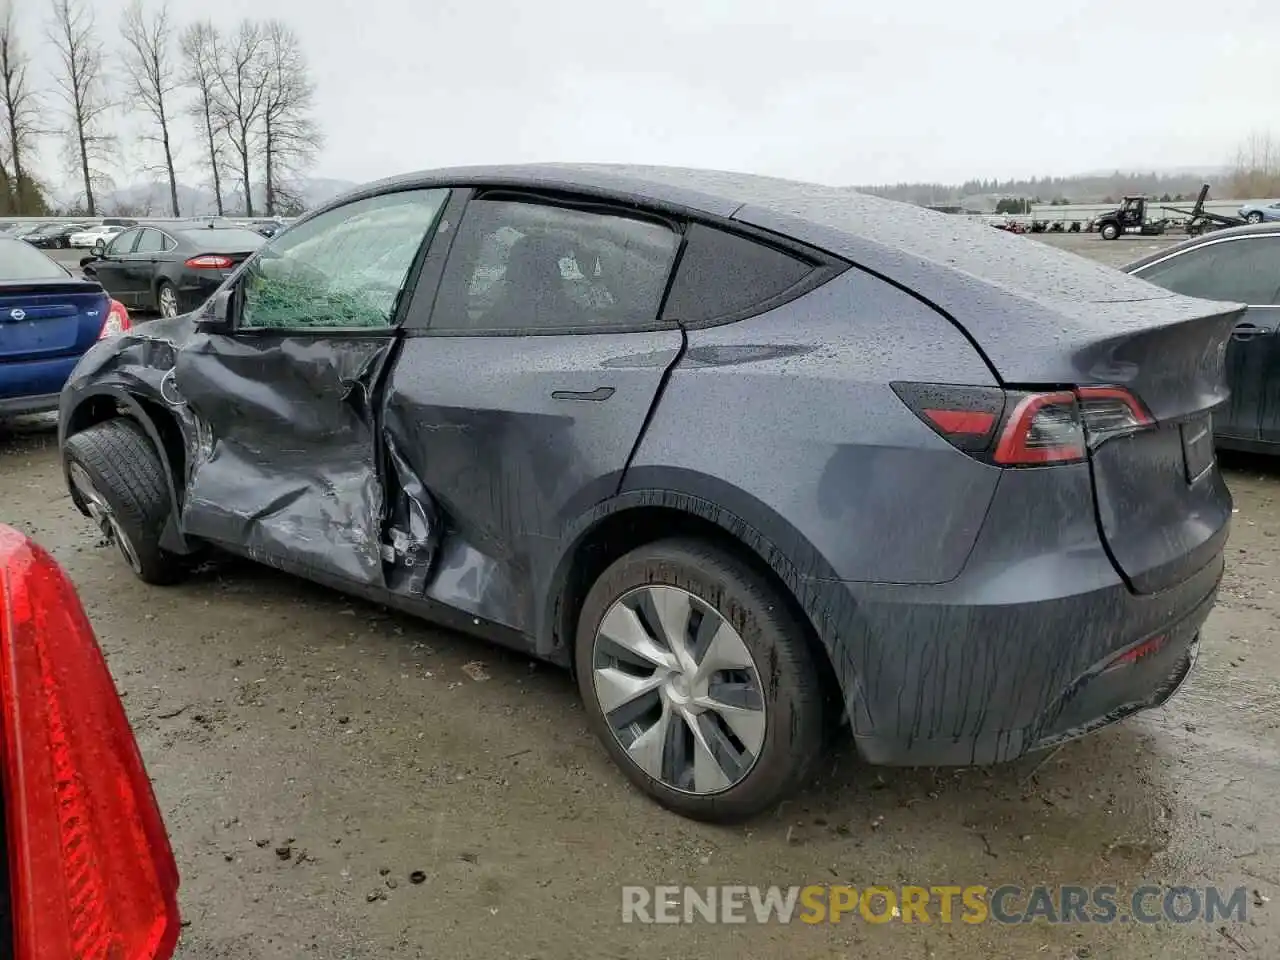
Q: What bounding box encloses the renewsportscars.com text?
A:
[621,884,1250,925]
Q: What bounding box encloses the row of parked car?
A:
[0,216,287,250]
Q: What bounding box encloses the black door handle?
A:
[1232,323,1265,341]
[551,387,615,402]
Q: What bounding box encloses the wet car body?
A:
[81,223,264,318]
[1124,222,1280,453]
[57,165,1237,818]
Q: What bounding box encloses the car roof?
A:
[336,163,1185,316]
[1122,222,1280,272]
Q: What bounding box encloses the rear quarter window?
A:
[661,223,817,325]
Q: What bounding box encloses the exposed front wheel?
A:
[1100,222,1120,240]
[63,418,188,585]
[575,538,826,822]
[1247,212,1264,224]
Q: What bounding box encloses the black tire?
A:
[1247,212,1264,225]
[574,538,826,823]
[63,418,187,585]
[1100,222,1120,240]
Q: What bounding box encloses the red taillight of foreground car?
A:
[893,382,1153,466]
[184,255,233,270]
[98,299,132,340]
[0,526,180,960]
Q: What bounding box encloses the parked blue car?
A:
[1238,200,1280,224]
[0,237,130,419]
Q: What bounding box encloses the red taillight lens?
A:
[184,255,233,269]
[98,299,131,340]
[993,391,1085,464]
[0,526,180,960]
[894,382,1153,467]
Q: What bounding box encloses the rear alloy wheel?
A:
[157,282,179,318]
[63,418,188,585]
[575,538,825,822]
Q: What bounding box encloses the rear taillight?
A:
[98,299,131,340]
[0,526,180,960]
[184,255,233,269]
[994,391,1085,464]
[1075,386,1154,444]
[893,382,1153,467]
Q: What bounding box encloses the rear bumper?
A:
[811,461,1227,768]
[1,355,80,412]
[0,392,60,417]
[175,273,227,312]
[837,551,1221,767]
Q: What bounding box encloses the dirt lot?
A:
[2,230,1278,959]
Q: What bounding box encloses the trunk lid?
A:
[0,281,109,363]
[1070,298,1241,594]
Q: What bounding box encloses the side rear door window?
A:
[661,223,818,326]
[134,229,166,254]
[1203,237,1280,305]
[1140,237,1280,305]
[429,197,680,334]
[1136,244,1226,300]
[239,188,450,331]
[106,228,141,256]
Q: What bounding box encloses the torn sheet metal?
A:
[172,332,393,587]
[381,434,439,594]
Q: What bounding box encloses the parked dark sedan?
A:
[1125,222,1280,453]
[82,223,265,317]
[57,165,1237,822]
[22,222,90,249]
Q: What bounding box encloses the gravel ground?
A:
[1,230,1276,959]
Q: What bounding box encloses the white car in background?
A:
[69,223,126,248]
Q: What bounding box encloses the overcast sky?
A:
[15,0,1280,193]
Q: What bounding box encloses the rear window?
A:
[0,239,69,280]
[174,228,265,252]
[661,223,815,325]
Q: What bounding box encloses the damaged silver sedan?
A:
[59,165,1233,822]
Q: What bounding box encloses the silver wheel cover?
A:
[591,585,767,796]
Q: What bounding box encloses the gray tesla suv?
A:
[57,165,1237,822]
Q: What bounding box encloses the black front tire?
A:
[574,538,826,823]
[1100,223,1120,240]
[63,418,188,586]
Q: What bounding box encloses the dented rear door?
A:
[172,188,453,587]
[380,192,687,637]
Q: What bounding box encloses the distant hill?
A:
[52,176,361,217]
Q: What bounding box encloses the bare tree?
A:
[120,0,180,215]
[0,3,43,213]
[260,20,321,216]
[179,20,224,215]
[48,0,113,215]
[211,20,269,216]
[1228,131,1280,199]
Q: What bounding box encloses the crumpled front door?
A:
[172,329,396,587]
